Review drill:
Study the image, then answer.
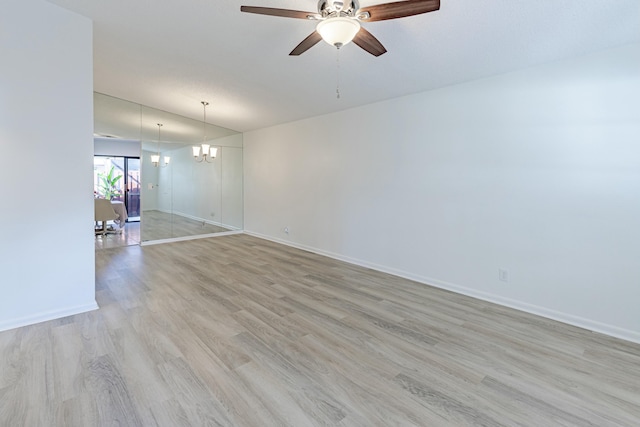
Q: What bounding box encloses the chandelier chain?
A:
[336,48,341,99]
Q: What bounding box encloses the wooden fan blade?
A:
[352,27,387,57]
[240,6,318,20]
[290,31,323,56]
[359,0,440,22]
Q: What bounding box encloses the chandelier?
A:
[193,101,217,163]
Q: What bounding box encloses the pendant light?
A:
[193,101,217,163]
[151,123,170,167]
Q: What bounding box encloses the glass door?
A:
[125,158,141,221]
[94,156,140,222]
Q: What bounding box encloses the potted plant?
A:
[98,166,123,200]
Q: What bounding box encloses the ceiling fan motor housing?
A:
[318,0,359,17]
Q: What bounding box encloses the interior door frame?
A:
[94,155,141,222]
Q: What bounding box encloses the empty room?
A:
[1,0,639,425]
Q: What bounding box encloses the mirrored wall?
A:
[94,92,243,243]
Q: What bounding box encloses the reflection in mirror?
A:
[94,92,243,244]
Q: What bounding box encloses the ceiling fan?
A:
[240,0,440,57]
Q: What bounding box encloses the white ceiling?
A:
[47,0,640,132]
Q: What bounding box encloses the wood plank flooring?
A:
[1,234,639,426]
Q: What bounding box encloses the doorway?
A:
[94,156,140,221]
[94,156,141,249]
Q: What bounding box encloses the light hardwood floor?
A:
[1,234,639,426]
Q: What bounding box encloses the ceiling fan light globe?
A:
[317,17,360,47]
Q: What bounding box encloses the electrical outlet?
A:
[284,226,289,234]
[498,268,509,282]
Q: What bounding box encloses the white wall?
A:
[244,43,640,343]
[0,0,96,330]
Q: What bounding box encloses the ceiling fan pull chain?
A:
[336,48,341,99]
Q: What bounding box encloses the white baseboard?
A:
[416,276,640,345]
[0,301,99,333]
[243,231,640,345]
